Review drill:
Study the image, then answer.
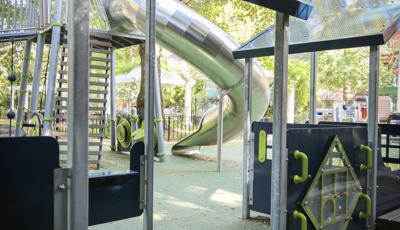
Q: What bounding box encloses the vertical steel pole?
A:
[29,34,45,117]
[15,40,32,136]
[42,0,62,136]
[242,58,253,219]
[216,92,224,172]
[367,45,379,229]
[271,12,289,230]
[154,59,166,160]
[67,0,89,229]
[310,52,317,124]
[144,0,156,227]
[110,50,117,150]
[397,46,400,112]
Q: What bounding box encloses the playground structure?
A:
[234,0,400,229]
[1,0,270,229]
[2,0,400,230]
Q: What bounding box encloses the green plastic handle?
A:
[293,210,307,230]
[359,193,372,219]
[258,130,267,163]
[360,145,372,171]
[294,150,308,184]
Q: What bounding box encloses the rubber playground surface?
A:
[91,141,268,230]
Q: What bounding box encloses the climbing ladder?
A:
[53,32,113,169]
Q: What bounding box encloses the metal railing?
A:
[0,0,39,32]
[0,0,110,35]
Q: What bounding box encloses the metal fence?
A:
[163,115,202,141]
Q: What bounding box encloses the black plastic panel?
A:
[0,137,59,230]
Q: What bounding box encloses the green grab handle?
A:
[294,150,309,184]
[359,193,372,219]
[258,130,267,163]
[293,210,307,230]
[360,145,372,171]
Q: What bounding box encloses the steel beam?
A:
[242,58,253,219]
[42,0,63,136]
[110,50,117,150]
[367,45,379,229]
[310,52,317,124]
[29,34,45,117]
[144,0,156,227]
[217,92,224,172]
[270,12,289,230]
[154,58,166,161]
[15,40,32,136]
[67,0,90,229]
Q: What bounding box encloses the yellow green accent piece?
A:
[43,117,53,122]
[358,194,371,219]
[27,115,41,136]
[51,22,63,27]
[294,150,308,184]
[258,130,267,163]
[154,117,163,122]
[293,210,307,230]
[360,145,372,170]
[117,118,132,149]
[131,115,139,121]
[301,136,363,229]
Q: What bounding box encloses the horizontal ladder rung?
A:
[90,56,112,63]
[90,48,112,54]
[56,97,106,103]
[89,107,106,112]
[57,79,68,84]
[90,81,109,87]
[90,73,109,78]
[90,39,112,48]
[53,114,106,121]
[90,90,108,94]
[90,65,111,70]
[59,70,67,75]
[57,88,68,93]
[54,123,104,129]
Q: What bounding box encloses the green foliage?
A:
[192,79,206,97]
[115,46,140,75]
[318,48,369,102]
[116,82,138,106]
[163,86,185,109]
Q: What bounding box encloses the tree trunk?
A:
[137,44,145,121]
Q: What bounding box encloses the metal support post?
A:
[15,40,32,136]
[42,0,63,136]
[110,50,117,150]
[242,58,253,219]
[310,52,317,124]
[397,46,400,112]
[29,33,45,117]
[144,0,156,227]
[154,59,166,160]
[67,0,90,229]
[217,91,224,172]
[367,45,379,229]
[270,12,289,230]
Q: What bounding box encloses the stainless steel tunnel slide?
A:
[102,0,270,154]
